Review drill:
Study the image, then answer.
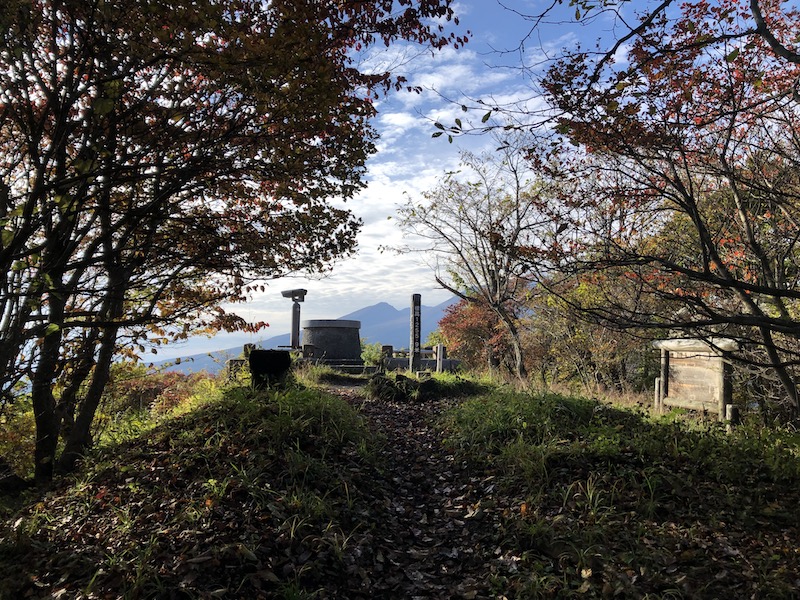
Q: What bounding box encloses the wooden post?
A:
[654,376,661,413]
[659,348,669,404]
[410,294,421,372]
[719,355,733,422]
[435,343,446,373]
[226,359,247,381]
[381,345,393,371]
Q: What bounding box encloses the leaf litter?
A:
[1,384,799,599]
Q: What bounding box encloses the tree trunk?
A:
[496,307,528,381]
[56,338,98,445]
[758,325,799,415]
[57,232,128,475]
[57,325,119,473]
[31,311,65,485]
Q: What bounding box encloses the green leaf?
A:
[434,122,445,130]
[481,111,492,123]
[102,79,123,99]
[45,323,60,336]
[73,159,97,175]
[55,194,72,210]
[94,97,115,115]
[432,131,444,138]
[725,48,740,62]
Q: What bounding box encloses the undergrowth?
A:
[3,377,800,598]
[0,383,378,599]
[443,390,800,598]
[365,370,489,402]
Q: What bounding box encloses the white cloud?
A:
[375,110,427,145]
[155,0,573,359]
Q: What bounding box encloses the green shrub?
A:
[361,341,384,366]
[365,371,487,403]
[0,395,35,478]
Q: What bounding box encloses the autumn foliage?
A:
[437,299,512,372]
[0,0,463,481]
[528,0,800,411]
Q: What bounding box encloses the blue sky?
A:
[154,0,591,360]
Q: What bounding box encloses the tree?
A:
[437,299,512,372]
[0,0,463,482]
[522,276,663,394]
[395,137,554,380]
[529,0,800,412]
[504,1,800,90]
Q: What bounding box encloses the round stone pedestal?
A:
[302,319,362,362]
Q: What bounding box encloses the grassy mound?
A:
[0,385,378,599]
[3,379,799,598]
[442,390,800,598]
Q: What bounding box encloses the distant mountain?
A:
[157,297,457,374]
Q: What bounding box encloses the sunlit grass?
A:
[1,380,380,598]
[442,389,800,598]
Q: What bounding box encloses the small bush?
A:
[361,341,384,366]
[0,396,35,478]
[365,372,488,403]
[100,363,217,416]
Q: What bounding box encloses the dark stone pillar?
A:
[410,294,421,372]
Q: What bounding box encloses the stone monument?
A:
[302,319,362,364]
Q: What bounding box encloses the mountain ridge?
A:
[158,297,457,374]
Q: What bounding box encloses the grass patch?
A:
[365,371,489,402]
[0,383,379,599]
[293,362,371,387]
[443,390,800,598]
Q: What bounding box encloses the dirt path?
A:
[325,388,513,599]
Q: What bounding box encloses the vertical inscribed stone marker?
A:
[410,294,421,372]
